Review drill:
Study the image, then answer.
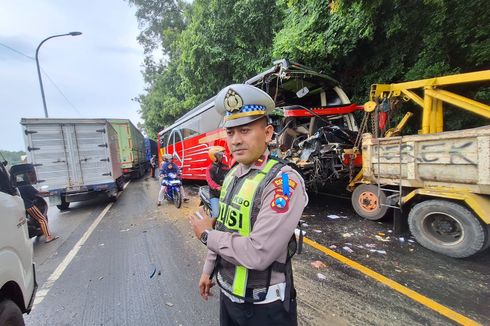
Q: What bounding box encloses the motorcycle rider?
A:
[158,154,188,205]
[205,146,229,218]
[18,170,57,243]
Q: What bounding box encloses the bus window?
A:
[180,117,199,139]
[160,132,170,149]
[199,107,222,133]
[325,88,342,106]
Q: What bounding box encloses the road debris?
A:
[150,266,157,279]
[365,243,376,248]
[329,245,337,249]
[375,235,390,242]
[120,228,130,232]
[311,261,327,269]
[326,214,348,220]
[370,249,387,255]
[313,229,322,233]
[165,302,174,307]
[342,232,353,238]
[317,273,327,281]
[342,246,354,253]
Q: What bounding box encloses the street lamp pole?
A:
[35,32,82,118]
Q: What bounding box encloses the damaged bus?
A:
[158,59,363,191]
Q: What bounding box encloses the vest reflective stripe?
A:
[218,159,279,297]
[219,165,238,202]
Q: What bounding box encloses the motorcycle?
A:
[198,185,212,217]
[162,172,183,208]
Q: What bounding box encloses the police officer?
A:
[189,84,308,326]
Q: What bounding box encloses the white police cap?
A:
[214,84,275,128]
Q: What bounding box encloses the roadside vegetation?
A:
[0,150,25,165]
[127,0,490,138]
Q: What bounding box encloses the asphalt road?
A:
[25,177,490,326]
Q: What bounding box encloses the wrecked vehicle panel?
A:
[245,59,363,191]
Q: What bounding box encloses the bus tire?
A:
[0,299,25,326]
[408,200,487,258]
[57,196,70,211]
[351,184,388,221]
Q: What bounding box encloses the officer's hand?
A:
[199,273,215,301]
[189,206,214,239]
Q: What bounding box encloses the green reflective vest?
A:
[216,158,280,298]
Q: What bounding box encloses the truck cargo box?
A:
[109,119,146,178]
[21,118,123,209]
[361,126,490,195]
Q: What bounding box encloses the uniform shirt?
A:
[18,184,39,209]
[202,152,308,286]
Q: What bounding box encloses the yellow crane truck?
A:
[349,70,490,258]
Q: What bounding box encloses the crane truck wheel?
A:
[408,200,487,258]
[351,184,389,221]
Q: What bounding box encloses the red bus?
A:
[158,59,362,188]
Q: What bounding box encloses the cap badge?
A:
[224,88,243,113]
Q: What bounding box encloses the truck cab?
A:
[0,161,37,325]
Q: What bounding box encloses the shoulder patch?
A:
[270,174,295,213]
[272,177,297,190]
[270,193,290,213]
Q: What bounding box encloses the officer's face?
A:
[226,118,273,165]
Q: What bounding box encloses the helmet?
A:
[208,146,225,162]
[163,153,173,161]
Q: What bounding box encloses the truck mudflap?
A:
[25,263,37,314]
[402,187,490,224]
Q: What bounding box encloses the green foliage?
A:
[130,0,490,137]
[0,150,25,166]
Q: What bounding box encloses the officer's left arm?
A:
[206,167,308,271]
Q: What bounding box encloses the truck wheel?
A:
[408,200,487,258]
[0,299,25,326]
[116,177,125,191]
[351,184,388,221]
[56,197,70,211]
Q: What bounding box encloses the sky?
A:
[0,0,146,151]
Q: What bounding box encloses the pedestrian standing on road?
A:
[150,155,157,178]
[189,84,308,326]
[205,146,229,218]
[18,170,58,243]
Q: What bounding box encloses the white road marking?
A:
[32,181,131,308]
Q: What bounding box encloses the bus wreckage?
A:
[158,59,363,192]
[246,60,362,192]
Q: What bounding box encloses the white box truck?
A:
[0,162,37,325]
[21,118,124,210]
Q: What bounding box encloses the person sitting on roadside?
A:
[18,170,58,243]
[205,146,229,218]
